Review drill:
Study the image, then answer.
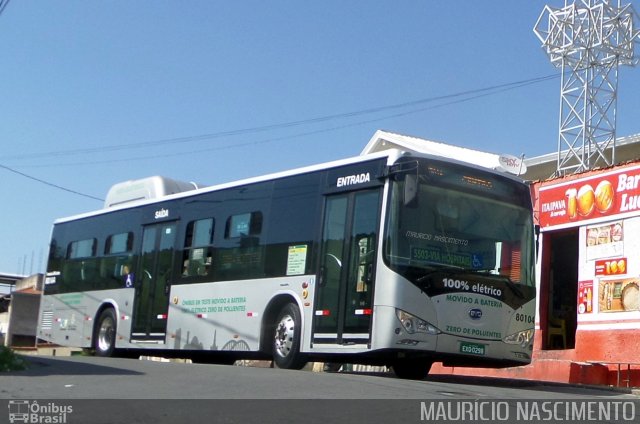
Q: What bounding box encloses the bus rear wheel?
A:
[272,303,307,370]
[94,308,117,357]
[392,359,432,380]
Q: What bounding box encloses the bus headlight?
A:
[503,329,534,347]
[395,309,440,335]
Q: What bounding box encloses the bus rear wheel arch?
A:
[94,307,117,357]
[272,302,307,370]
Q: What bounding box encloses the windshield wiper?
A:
[415,263,454,286]
[414,263,490,287]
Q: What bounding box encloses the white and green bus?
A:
[38,149,535,379]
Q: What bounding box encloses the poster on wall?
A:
[595,257,627,276]
[585,221,624,260]
[598,278,640,312]
[577,280,594,314]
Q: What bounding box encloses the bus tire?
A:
[272,303,307,370]
[392,359,432,380]
[94,308,117,357]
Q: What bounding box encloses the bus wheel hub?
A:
[274,315,294,358]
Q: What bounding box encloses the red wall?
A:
[431,329,640,386]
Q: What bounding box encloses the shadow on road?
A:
[5,355,144,377]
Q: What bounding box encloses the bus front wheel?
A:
[94,308,117,357]
[272,303,307,370]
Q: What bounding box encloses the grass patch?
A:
[0,345,27,371]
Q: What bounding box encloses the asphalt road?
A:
[1,355,638,424]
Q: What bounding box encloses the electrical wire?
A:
[0,163,104,201]
[14,73,559,168]
[0,74,558,161]
[0,0,10,16]
[0,73,558,200]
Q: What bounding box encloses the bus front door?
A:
[313,189,380,345]
[131,222,177,343]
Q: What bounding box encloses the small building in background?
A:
[3,274,43,349]
[527,152,640,387]
[0,273,25,346]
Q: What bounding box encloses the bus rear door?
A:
[131,222,177,343]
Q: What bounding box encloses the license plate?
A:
[460,341,485,356]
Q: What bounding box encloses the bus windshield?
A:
[384,158,535,288]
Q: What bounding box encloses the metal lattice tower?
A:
[534,0,640,176]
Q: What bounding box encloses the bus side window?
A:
[182,218,214,279]
[65,238,98,291]
[216,211,264,281]
[101,232,135,289]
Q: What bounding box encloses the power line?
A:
[0,73,558,200]
[0,0,10,16]
[0,74,559,161]
[0,6,97,204]
[0,163,104,201]
[14,73,559,169]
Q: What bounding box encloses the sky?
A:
[0,1,639,275]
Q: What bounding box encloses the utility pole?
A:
[534,0,640,176]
